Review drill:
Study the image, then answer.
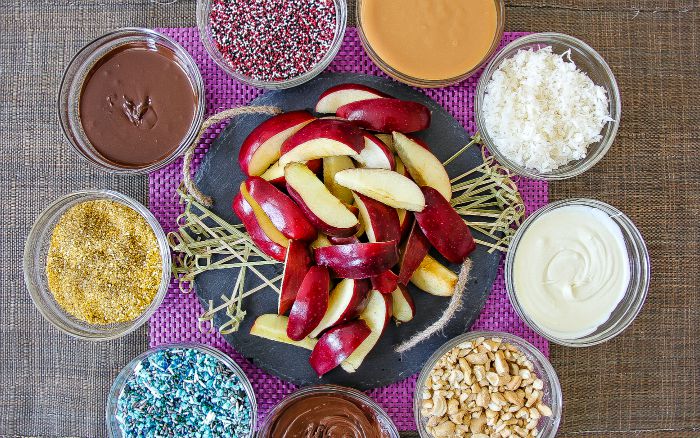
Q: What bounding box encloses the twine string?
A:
[395,260,473,353]
[182,105,282,206]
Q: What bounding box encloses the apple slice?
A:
[353,192,401,243]
[287,266,330,341]
[336,98,431,133]
[397,220,431,285]
[397,209,412,239]
[392,132,451,201]
[334,168,425,212]
[341,290,392,373]
[314,241,399,279]
[355,133,395,170]
[285,163,359,237]
[278,240,312,315]
[371,269,399,294]
[410,254,458,296]
[395,156,409,177]
[310,278,371,338]
[279,119,364,167]
[315,83,389,113]
[328,235,359,245]
[261,158,321,186]
[309,320,372,376]
[391,285,415,323]
[250,314,317,350]
[243,177,317,241]
[323,155,355,204]
[414,186,475,264]
[375,133,394,153]
[232,194,287,261]
[310,233,332,249]
[239,111,315,176]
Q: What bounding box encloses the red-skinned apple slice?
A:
[414,186,475,264]
[261,158,321,186]
[310,233,332,249]
[341,290,392,373]
[287,266,330,341]
[397,220,431,285]
[410,254,458,296]
[310,278,370,338]
[250,314,317,350]
[327,235,359,245]
[232,194,287,261]
[375,133,394,153]
[279,119,365,167]
[371,269,399,294]
[285,163,359,237]
[391,284,415,323]
[244,177,317,241]
[323,155,355,203]
[314,241,399,279]
[309,320,371,376]
[397,209,412,239]
[353,192,400,243]
[355,133,395,170]
[392,132,451,201]
[334,168,425,211]
[315,83,389,114]
[239,110,315,176]
[278,240,312,315]
[336,98,431,133]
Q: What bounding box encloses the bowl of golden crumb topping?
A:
[23,190,170,340]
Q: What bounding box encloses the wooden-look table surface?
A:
[1,1,698,436]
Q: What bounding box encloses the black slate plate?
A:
[192,72,501,390]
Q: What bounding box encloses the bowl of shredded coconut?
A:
[476,33,621,179]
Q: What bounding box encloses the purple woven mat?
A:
[148,27,547,431]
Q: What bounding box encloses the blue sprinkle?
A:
[115,348,253,437]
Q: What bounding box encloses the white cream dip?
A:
[512,205,630,339]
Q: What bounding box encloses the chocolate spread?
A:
[267,393,386,438]
[79,42,197,167]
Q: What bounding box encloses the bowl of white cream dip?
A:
[505,198,650,346]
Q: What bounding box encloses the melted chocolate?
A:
[267,394,386,438]
[79,42,197,167]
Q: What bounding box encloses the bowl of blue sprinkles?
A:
[106,344,256,438]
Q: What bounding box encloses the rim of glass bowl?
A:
[258,384,400,438]
[23,189,171,341]
[505,198,651,347]
[57,27,206,174]
[414,331,562,438]
[196,0,347,90]
[475,32,622,180]
[105,343,257,438]
[356,0,505,88]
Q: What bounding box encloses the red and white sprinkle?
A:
[210,0,337,82]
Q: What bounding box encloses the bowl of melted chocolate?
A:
[259,385,400,438]
[59,28,204,173]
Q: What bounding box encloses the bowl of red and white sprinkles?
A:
[197,0,347,89]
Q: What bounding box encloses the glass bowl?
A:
[106,343,257,437]
[414,331,562,438]
[196,0,347,89]
[356,0,505,88]
[505,198,650,347]
[258,385,400,437]
[58,27,205,174]
[475,33,621,179]
[23,190,171,340]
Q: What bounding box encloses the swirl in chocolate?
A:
[267,394,384,438]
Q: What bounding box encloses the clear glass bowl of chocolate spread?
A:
[59,28,205,173]
[258,385,400,438]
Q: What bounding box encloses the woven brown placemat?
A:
[1,1,698,437]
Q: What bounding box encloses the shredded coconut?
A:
[482,46,612,173]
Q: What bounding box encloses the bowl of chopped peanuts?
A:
[23,189,171,340]
[414,331,562,438]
